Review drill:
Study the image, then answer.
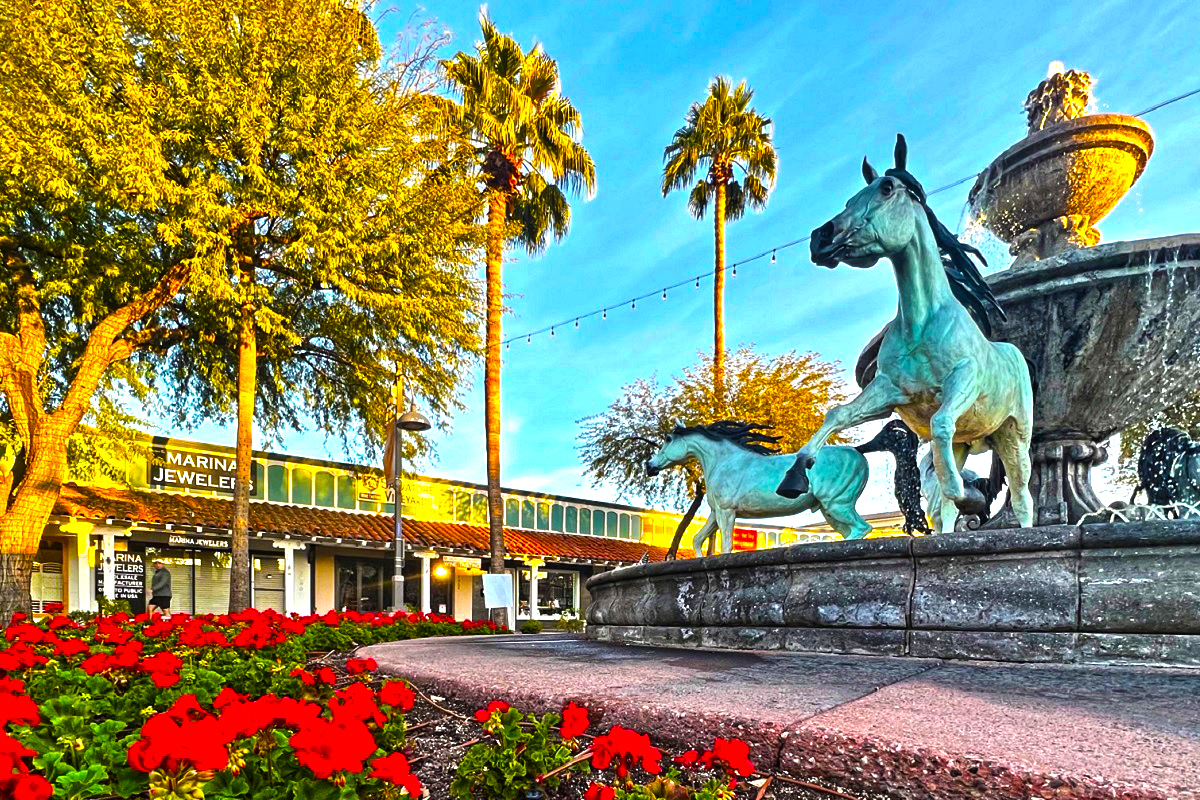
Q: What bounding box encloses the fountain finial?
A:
[1023,66,1093,134]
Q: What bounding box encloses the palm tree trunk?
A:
[229,260,255,613]
[484,192,508,630]
[713,180,727,403]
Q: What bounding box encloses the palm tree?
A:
[662,77,777,402]
[442,13,595,628]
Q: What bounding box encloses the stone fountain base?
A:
[585,522,1200,667]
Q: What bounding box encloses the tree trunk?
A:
[665,482,705,561]
[484,192,508,631]
[229,262,256,613]
[713,180,727,404]
[0,425,70,622]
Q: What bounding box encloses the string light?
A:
[494,83,1200,351]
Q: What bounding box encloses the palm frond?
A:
[687,181,711,220]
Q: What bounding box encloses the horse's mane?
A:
[885,163,1006,337]
[671,420,781,455]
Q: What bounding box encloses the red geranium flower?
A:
[560,702,589,740]
[316,667,337,685]
[591,726,662,779]
[700,738,755,778]
[6,774,52,800]
[377,680,415,711]
[344,658,376,675]
[0,694,40,727]
[584,783,615,800]
[369,753,421,795]
[674,749,700,768]
[474,700,510,723]
[290,669,316,687]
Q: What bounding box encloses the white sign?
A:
[481,574,513,610]
[444,554,483,569]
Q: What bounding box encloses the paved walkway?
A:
[363,634,1200,800]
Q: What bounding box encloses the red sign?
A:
[732,528,758,552]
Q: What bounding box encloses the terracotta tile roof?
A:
[54,484,687,563]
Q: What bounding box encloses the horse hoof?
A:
[776,475,808,498]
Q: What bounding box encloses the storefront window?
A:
[293,469,312,504]
[521,500,535,530]
[578,507,591,535]
[506,498,520,527]
[593,509,605,536]
[336,558,394,613]
[565,506,578,533]
[517,568,578,618]
[142,547,196,615]
[254,556,285,611]
[315,471,335,507]
[267,465,289,503]
[607,511,618,538]
[193,550,232,614]
[337,476,355,509]
[551,505,564,532]
[537,503,550,531]
[31,542,63,614]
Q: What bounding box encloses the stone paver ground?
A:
[363,633,1200,800]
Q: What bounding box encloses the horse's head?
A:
[810,134,925,269]
[646,425,692,476]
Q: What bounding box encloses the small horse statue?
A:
[646,421,873,555]
[1133,427,1200,518]
[776,134,1034,529]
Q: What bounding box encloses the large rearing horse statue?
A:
[776,135,1034,529]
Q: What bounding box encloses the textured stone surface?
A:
[909,630,1078,662]
[1080,545,1200,634]
[365,634,1200,800]
[912,551,1077,631]
[587,521,1200,666]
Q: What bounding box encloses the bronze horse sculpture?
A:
[776,135,1034,529]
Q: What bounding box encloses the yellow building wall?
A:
[314,549,335,613]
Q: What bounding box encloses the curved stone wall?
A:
[585,522,1200,666]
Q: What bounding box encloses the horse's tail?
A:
[986,449,1007,508]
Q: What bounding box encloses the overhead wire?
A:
[497,85,1200,350]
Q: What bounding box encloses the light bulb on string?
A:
[526,334,531,345]
[602,308,607,320]
[732,265,737,278]
[631,298,636,311]
[574,318,579,328]
[695,277,700,288]
[550,326,555,337]
[662,288,667,301]
[771,250,777,264]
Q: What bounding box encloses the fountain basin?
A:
[986,235,1200,523]
[969,114,1153,258]
[586,521,1200,666]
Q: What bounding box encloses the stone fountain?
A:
[585,68,1200,668]
[971,66,1200,525]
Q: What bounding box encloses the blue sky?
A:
[159,0,1200,515]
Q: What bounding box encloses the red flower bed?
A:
[0,608,499,798]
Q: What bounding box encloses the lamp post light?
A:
[391,403,431,613]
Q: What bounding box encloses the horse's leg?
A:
[930,360,979,503]
[778,375,906,498]
[993,418,1034,528]
[691,516,718,557]
[936,444,970,532]
[715,508,737,555]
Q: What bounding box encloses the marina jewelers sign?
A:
[149,446,258,495]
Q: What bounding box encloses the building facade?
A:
[34,436,853,622]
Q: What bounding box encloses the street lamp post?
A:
[391,402,431,613]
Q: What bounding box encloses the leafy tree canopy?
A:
[577,348,849,511]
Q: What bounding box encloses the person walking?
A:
[148,560,172,616]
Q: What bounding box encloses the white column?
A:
[523,558,544,620]
[76,537,90,611]
[272,541,307,615]
[102,532,116,601]
[420,557,431,614]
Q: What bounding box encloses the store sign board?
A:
[95,551,145,602]
[167,533,230,549]
[443,555,482,569]
[148,447,256,495]
[732,528,758,552]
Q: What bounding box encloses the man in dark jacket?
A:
[148,560,172,615]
